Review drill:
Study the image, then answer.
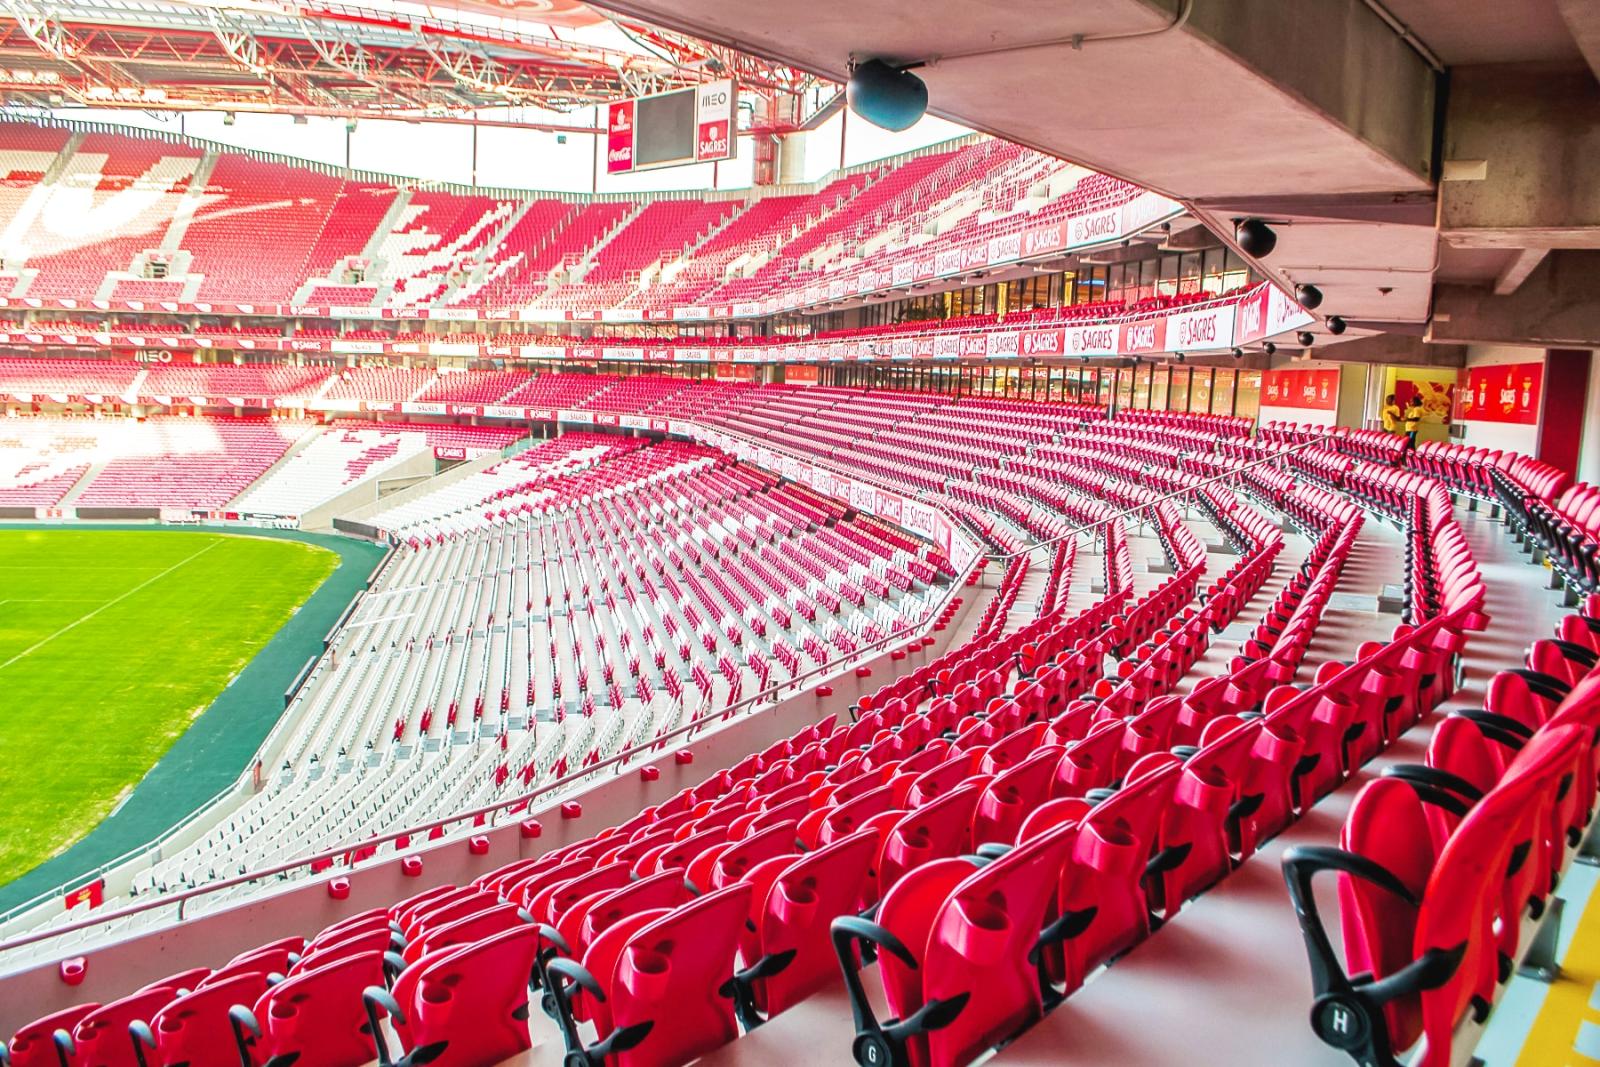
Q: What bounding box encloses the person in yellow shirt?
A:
[1404,395,1424,446]
[1381,393,1403,433]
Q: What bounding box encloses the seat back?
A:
[7,1004,97,1067]
[406,922,540,1067]
[145,972,268,1067]
[253,951,385,1067]
[1335,777,1439,1050]
[922,821,1080,1067]
[608,883,755,1067]
[754,829,881,1017]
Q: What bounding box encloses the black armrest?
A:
[362,985,405,1066]
[723,948,798,1032]
[1544,639,1599,671]
[830,915,969,1067]
[1281,845,1419,999]
[1381,764,1483,808]
[228,1005,261,1067]
[127,1020,156,1067]
[1449,710,1532,752]
[1504,668,1572,703]
[50,1029,75,1067]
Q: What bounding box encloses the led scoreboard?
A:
[606,79,737,174]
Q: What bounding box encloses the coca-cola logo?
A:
[1073,327,1115,352]
[1175,314,1219,347]
[608,147,632,163]
[1072,211,1120,244]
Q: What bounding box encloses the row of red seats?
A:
[1285,597,1599,1067]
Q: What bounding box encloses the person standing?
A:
[1404,394,1424,447]
[1381,393,1402,433]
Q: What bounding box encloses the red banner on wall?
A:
[1456,361,1543,424]
[64,878,105,910]
[606,100,635,174]
[1262,367,1340,410]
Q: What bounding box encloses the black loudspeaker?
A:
[847,59,928,132]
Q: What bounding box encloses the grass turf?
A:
[0,529,336,881]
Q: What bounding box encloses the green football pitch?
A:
[0,529,337,881]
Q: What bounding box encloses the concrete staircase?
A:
[161,151,219,251]
[224,425,326,510]
[59,461,106,506]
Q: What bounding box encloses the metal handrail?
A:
[0,430,982,956]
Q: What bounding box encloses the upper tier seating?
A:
[0,121,1145,314]
[184,156,344,303]
[137,362,330,402]
[11,134,201,301]
[0,357,138,398]
[323,368,435,404]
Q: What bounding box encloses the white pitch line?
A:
[0,540,224,672]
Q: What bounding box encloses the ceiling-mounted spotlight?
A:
[1297,331,1315,347]
[1263,342,1277,356]
[847,58,928,132]
[1174,352,1186,363]
[223,111,236,126]
[1294,283,1323,310]
[1231,347,1244,360]
[1234,218,1277,258]
[1080,354,1090,364]
[1327,315,1347,335]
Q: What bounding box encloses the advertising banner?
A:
[1166,304,1235,351]
[1262,367,1340,410]
[1120,318,1167,356]
[606,99,635,174]
[694,79,736,162]
[1456,361,1543,424]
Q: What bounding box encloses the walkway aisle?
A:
[1177,497,1310,694]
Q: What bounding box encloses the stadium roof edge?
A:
[0,110,996,203]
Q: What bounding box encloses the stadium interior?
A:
[0,1,1599,1065]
